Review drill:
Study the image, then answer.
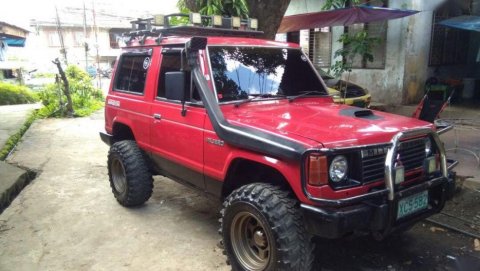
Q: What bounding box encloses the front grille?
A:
[360,138,426,184]
[361,146,388,183]
[398,138,425,171]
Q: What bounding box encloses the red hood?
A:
[222,98,433,149]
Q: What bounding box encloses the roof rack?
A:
[125,13,263,43]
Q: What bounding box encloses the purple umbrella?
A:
[278,5,419,33]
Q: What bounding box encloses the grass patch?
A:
[0,111,38,161]
[0,82,38,105]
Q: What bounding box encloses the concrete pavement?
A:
[0,108,478,270]
[0,111,228,271]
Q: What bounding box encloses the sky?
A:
[1,0,179,29]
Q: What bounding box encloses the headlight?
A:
[425,137,432,157]
[329,155,348,182]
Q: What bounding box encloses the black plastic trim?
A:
[99,132,112,146]
[149,153,205,190]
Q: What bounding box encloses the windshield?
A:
[208,46,327,102]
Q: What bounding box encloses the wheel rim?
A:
[230,211,271,270]
[111,158,127,194]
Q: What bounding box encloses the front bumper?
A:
[301,172,455,239]
[300,128,457,239]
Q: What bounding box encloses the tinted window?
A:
[114,54,149,94]
[208,47,326,102]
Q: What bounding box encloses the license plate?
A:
[397,191,429,219]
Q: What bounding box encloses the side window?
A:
[114,54,150,94]
[158,53,183,98]
[157,51,201,102]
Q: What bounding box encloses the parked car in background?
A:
[319,69,371,108]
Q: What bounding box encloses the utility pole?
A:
[83,2,88,71]
[92,0,101,89]
[55,5,68,65]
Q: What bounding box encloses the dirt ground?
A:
[0,110,479,270]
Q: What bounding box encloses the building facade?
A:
[28,19,129,72]
[282,0,480,105]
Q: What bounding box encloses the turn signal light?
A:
[307,154,328,186]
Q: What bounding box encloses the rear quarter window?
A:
[114,54,150,94]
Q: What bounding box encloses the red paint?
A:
[105,35,436,206]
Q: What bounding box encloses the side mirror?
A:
[165,71,186,102]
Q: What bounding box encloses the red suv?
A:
[100,14,457,271]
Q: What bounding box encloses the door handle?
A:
[153,113,162,120]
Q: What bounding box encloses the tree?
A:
[179,0,291,39]
[246,0,290,39]
[52,58,74,117]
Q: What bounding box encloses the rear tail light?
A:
[307,154,328,186]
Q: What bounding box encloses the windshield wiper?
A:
[288,90,327,102]
[234,94,286,108]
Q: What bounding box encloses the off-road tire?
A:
[107,140,153,207]
[220,183,314,271]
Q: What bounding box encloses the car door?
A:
[149,47,206,189]
[106,49,153,149]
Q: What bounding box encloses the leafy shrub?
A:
[32,72,55,78]
[0,82,38,105]
[37,65,104,117]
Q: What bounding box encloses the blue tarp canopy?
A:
[0,37,26,47]
[0,21,29,47]
[438,15,480,32]
[278,5,419,33]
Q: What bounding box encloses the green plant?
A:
[0,82,38,105]
[169,1,191,25]
[331,30,380,77]
[178,0,249,18]
[37,65,103,118]
[322,0,361,10]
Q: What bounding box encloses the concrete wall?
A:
[284,0,450,105]
[345,14,407,104]
[401,0,437,104]
[343,0,447,104]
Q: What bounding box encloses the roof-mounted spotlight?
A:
[212,15,223,27]
[190,13,202,25]
[248,18,258,30]
[232,17,241,28]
